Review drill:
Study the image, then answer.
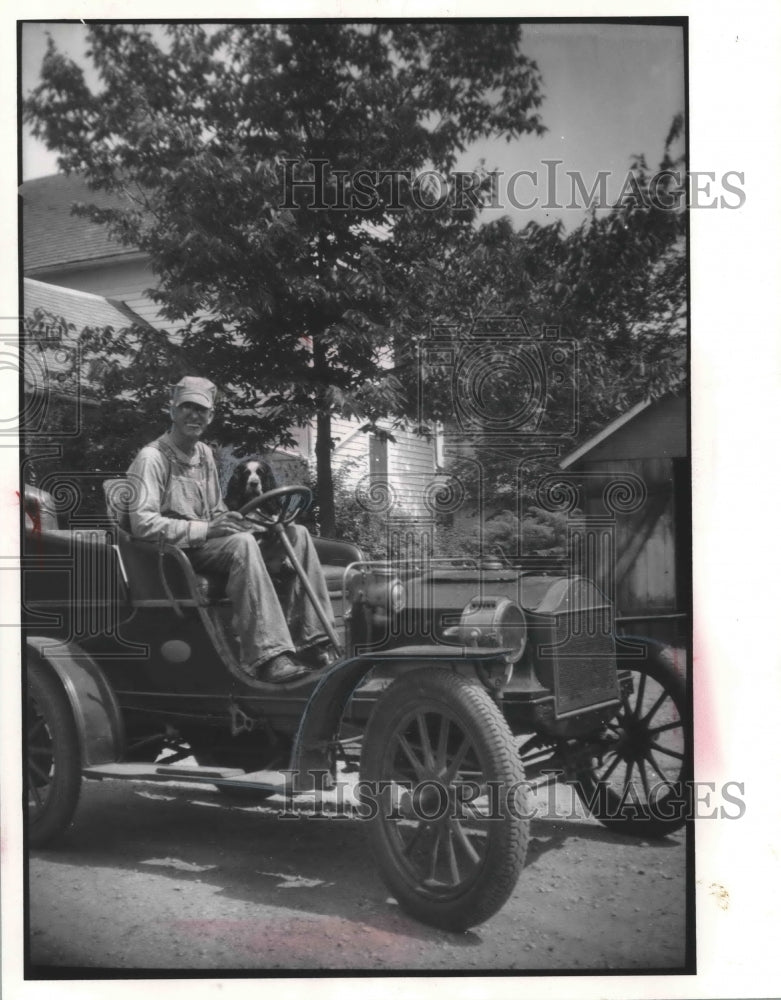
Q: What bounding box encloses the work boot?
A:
[254,653,309,684]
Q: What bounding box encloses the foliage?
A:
[24,22,546,532]
[25,25,687,533]
[327,459,391,558]
[435,505,573,561]
[22,309,155,517]
[489,505,572,558]
[398,115,688,499]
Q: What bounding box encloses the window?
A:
[369,433,388,480]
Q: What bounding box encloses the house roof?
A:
[24,277,152,335]
[560,393,687,468]
[23,278,153,396]
[21,173,140,274]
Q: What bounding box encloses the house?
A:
[21,277,158,512]
[23,275,158,435]
[559,393,690,645]
[21,173,438,519]
[22,174,166,329]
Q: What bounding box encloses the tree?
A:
[394,114,687,504]
[24,22,546,533]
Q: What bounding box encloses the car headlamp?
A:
[346,564,406,618]
[447,596,527,663]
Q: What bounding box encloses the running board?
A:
[83,761,566,793]
[82,762,291,795]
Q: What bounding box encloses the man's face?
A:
[171,401,212,443]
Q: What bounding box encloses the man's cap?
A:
[171,376,217,409]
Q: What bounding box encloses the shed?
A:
[559,394,690,645]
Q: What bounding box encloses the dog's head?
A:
[225,457,278,511]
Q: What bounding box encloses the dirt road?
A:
[27,775,688,973]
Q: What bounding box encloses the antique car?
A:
[22,479,691,931]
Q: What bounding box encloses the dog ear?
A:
[259,460,278,493]
[224,464,245,510]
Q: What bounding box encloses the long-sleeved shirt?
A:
[126,431,227,548]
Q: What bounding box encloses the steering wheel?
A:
[238,485,313,526]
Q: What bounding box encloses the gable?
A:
[561,395,688,467]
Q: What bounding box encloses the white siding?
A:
[284,424,314,461]
[388,427,436,516]
[332,416,370,480]
[331,416,437,517]
[389,427,435,479]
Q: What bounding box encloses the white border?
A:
[4,4,781,999]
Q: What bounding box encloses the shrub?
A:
[435,504,575,562]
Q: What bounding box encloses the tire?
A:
[574,643,691,838]
[360,667,529,931]
[26,662,82,847]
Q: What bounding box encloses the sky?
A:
[20,21,685,230]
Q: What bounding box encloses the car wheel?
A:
[574,643,691,838]
[360,667,529,931]
[27,662,82,847]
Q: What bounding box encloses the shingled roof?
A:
[21,173,142,274]
[24,277,152,335]
[24,278,153,395]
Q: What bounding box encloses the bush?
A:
[435,505,574,562]
[327,460,442,560]
[321,459,388,558]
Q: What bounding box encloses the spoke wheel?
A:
[26,662,82,847]
[575,643,691,837]
[361,668,529,931]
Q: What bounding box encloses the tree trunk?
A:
[316,409,335,536]
[311,324,336,536]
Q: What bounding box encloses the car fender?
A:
[615,633,687,683]
[290,646,505,793]
[26,637,125,766]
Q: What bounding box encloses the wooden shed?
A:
[559,394,690,645]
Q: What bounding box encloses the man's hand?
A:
[206,511,253,538]
[243,510,271,536]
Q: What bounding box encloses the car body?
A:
[22,480,691,931]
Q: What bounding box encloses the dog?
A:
[224,456,279,511]
[225,456,292,578]
[225,456,334,670]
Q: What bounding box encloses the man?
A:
[126,376,334,683]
